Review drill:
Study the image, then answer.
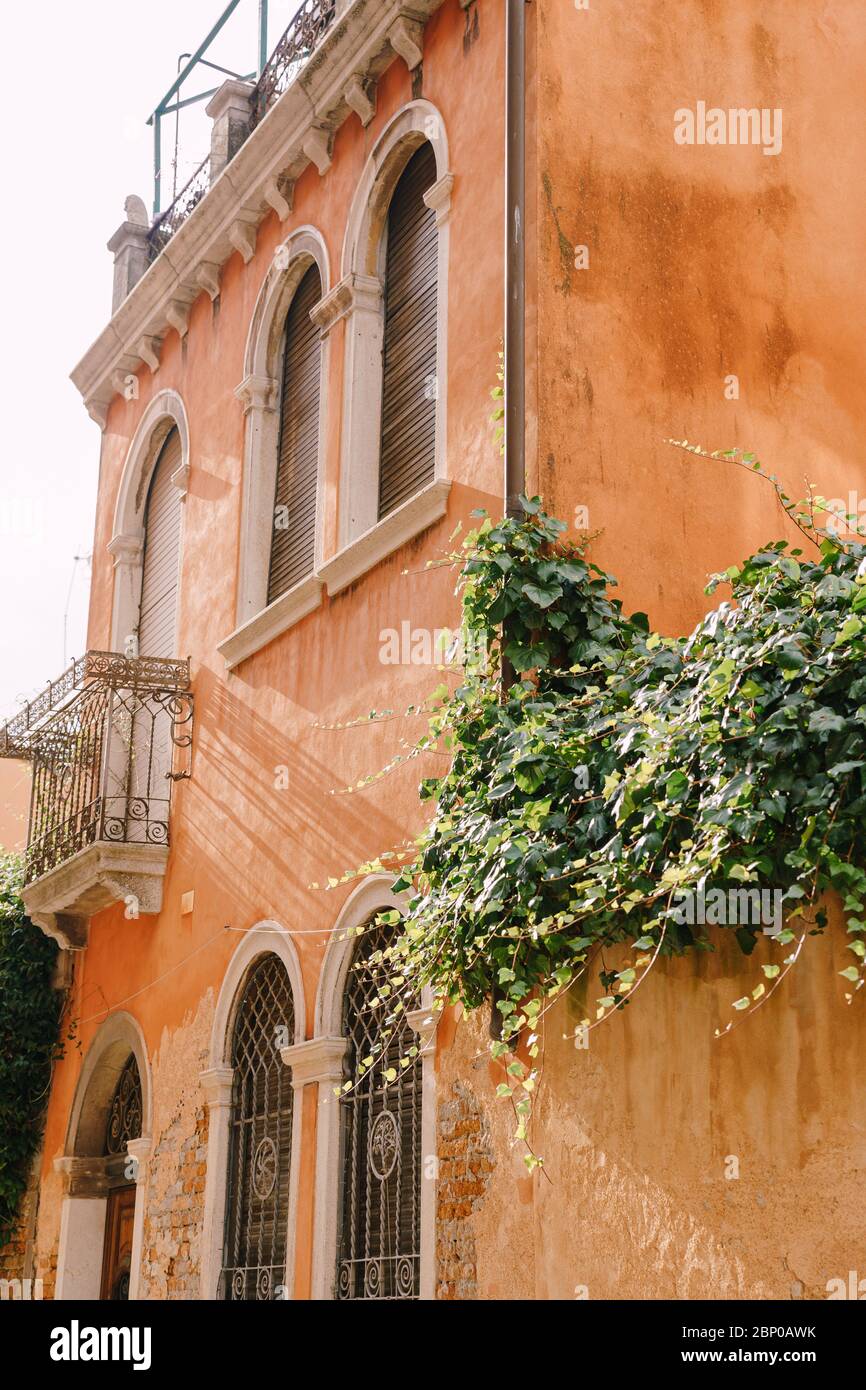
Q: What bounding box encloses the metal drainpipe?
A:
[505,0,527,527]
[491,0,528,1041]
[501,0,527,699]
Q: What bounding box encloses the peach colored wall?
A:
[34,0,866,1301]
[439,0,866,1300]
[0,759,29,853]
[35,0,506,1295]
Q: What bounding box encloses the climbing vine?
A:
[326,449,866,1165]
[0,854,65,1244]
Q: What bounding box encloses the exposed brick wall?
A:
[141,1101,208,1298]
[436,1079,494,1299]
[138,995,213,1300]
[0,1152,44,1296]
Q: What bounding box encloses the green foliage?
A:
[343,452,866,1163]
[0,854,63,1244]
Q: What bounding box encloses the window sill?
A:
[318,479,452,597]
[218,574,324,670]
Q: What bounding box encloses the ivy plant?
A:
[0,854,64,1244]
[327,449,866,1166]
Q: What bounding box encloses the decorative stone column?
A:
[311,273,384,546]
[198,1067,234,1299]
[107,196,150,315]
[126,1136,152,1300]
[207,80,254,183]
[108,533,144,651]
[234,374,280,623]
[280,1036,348,1300]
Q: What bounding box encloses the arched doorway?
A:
[55,1014,151,1300]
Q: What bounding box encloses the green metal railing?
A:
[147,0,268,217]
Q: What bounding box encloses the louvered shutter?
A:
[378,142,438,521]
[138,428,182,657]
[267,264,322,604]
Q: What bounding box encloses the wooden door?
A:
[100,1185,136,1300]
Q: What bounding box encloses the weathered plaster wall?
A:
[34,0,506,1298]
[438,923,866,1300]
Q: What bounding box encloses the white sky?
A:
[0,0,303,715]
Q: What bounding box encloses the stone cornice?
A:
[70,0,444,429]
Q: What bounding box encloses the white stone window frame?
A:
[301,875,437,1301]
[317,99,454,598]
[218,228,331,670]
[55,1011,153,1301]
[199,921,307,1301]
[109,388,191,655]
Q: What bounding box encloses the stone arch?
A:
[200,921,306,1298]
[109,389,190,651]
[335,101,453,546]
[228,228,331,653]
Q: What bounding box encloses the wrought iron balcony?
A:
[0,652,193,949]
[147,0,337,263]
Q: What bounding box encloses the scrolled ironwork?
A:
[106,1054,143,1155]
[250,0,337,130]
[147,156,211,263]
[7,652,193,886]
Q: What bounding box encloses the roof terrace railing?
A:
[145,0,338,261]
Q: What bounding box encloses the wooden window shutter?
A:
[267,263,323,605]
[138,428,182,658]
[378,142,438,521]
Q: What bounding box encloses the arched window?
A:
[105,1053,143,1155]
[336,918,422,1300]
[378,142,438,520]
[220,954,295,1301]
[138,426,182,657]
[268,263,323,603]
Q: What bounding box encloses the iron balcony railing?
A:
[0,652,193,887]
[147,0,337,263]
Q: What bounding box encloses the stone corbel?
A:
[195,262,222,301]
[166,299,192,338]
[170,462,191,497]
[280,1037,348,1089]
[108,533,144,568]
[344,75,377,127]
[32,912,89,951]
[85,395,113,430]
[302,125,334,176]
[423,172,455,227]
[200,1067,234,1109]
[228,218,258,264]
[234,373,279,414]
[407,1006,439,1055]
[310,272,382,337]
[263,175,294,221]
[388,16,424,70]
[136,335,163,373]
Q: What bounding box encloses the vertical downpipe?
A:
[492,0,528,1040]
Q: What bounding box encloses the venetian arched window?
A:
[220,954,295,1301]
[377,141,438,520]
[267,263,323,603]
[138,426,183,657]
[336,917,422,1300]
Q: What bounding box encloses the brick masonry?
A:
[436,1079,494,1299]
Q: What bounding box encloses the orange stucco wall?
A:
[0,759,29,853]
[29,0,866,1300]
[35,0,506,1297]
